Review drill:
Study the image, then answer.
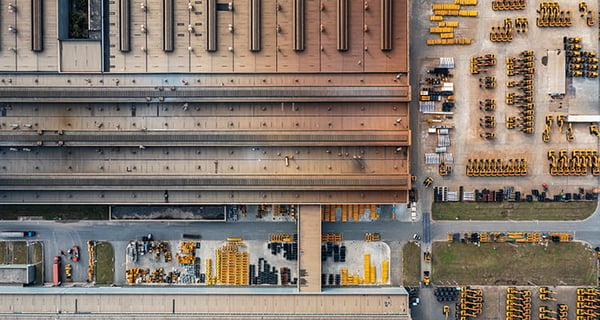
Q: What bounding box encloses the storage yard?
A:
[425,285,600,320]
[125,237,298,286]
[413,0,600,202]
[0,0,599,318]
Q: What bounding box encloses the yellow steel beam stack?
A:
[455,0,478,5]
[364,254,371,284]
[382,261,389,283]
[341,268,348,285]
[352,205,360,221]
[370,265,376,284]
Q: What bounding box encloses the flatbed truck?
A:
[0,231,36,238]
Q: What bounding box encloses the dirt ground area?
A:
[432,200,597,220]
[402,241,421,286]
[321,241,390,285]
[125,239,298,286]
[412,0,600,194]
[432,241,597,286]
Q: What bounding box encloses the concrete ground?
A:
[321,241,391,286]
[411,0,600,194]
[412,285,585,320]
[125,240,298,286]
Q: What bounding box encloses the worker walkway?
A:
[297,205,322,292]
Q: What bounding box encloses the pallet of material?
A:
[439,21,459,27]
[434,9,460,16]
[455,0,478,5]
[459,10,478,16]
[432,3,460,10]
[430,27,455,33]
[427,38,472,45]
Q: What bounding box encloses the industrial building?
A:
[0,0,411,319]
[0,0,411,205]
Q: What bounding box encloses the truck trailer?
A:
[0,231,36,238]
[53,256,61,285]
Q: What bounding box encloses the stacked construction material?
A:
[321,204,378,222]
[427,1,477,45]
[216,240,249,285]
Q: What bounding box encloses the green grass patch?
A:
[432,242,597,286]
[0,205,108,220]
[402,242,421,286]
[432,201,597,220]
[95,242,114,284]
[0,242,6,264]
[31,242,43,285]
[11,241,28,264]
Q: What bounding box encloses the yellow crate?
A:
[430,15,443,21]
[441,33,454,39]
[446,21,459,27]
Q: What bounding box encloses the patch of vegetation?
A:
[31,242,43,285]
[95,242,114,284]
[0,205,108,220]
[11,241,28,264]
[432,242,597,285]
[69,0,89,38]
[0,242,6,264]
[432,201,596,220]
[402,242,421,286]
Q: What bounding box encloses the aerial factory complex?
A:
[0,0,599,320]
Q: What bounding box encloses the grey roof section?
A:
[0,285,407,295]
[0,264,35,284]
